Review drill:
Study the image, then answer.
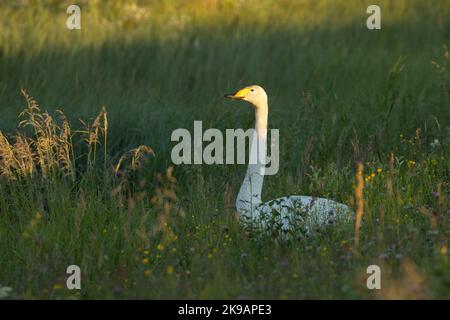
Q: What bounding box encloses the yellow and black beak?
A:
[224,87,251,100]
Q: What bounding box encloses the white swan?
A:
[225,85,352,238]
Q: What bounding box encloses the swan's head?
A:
[224,85,267,108]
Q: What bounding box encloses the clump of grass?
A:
[79,106,108,170]
[0,90,154,184]
[150,166,185,246]
[114,145,154,176]
[354,162,364,248]
[16,90,75,179]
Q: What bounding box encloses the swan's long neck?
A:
[236,100,268,216]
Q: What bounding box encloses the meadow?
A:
[0,0,449,299]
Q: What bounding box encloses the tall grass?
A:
[0,0,449,299]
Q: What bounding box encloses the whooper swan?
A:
[225,85,352,237]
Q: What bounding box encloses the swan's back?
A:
[240,196,353,237]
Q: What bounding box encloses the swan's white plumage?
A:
[242,196,351,236]
[226,85,352,236]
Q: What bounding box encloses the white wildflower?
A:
[0,285,12,299]
[430,139,440,149]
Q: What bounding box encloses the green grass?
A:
[0,0,449,299]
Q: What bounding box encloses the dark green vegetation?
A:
[0,0,449,299]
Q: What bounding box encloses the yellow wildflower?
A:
[166,265,174,275]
